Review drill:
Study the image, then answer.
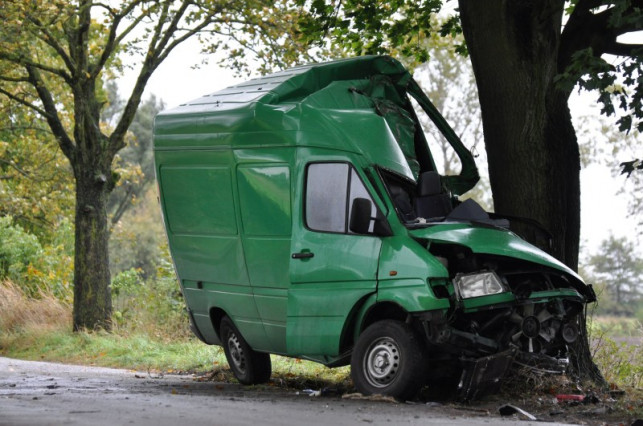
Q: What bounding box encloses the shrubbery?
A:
[0,216,73,302]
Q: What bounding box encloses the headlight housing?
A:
[453,271,506,299]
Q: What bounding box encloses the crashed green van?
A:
[153,56,595,400]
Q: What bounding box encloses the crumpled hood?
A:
[410,224,584,283]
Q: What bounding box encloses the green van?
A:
[153,56,595,400]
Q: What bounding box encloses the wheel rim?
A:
[363,337,400,388]
[226,332,246,374]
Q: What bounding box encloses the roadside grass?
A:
[589,315,643,338]
[0,280,638,396]
[589,316,643,389]
[0,280,351,390]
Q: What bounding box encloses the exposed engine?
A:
[426,243,589,361]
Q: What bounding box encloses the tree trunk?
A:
[458,0,606,387]
[70,76,114,331]
[459,0,580,270]
[72,160,113,331]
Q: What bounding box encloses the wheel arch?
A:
[209,307,227,341]
[341,299,410,354]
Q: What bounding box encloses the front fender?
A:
[377,278,451,312]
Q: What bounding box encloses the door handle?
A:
[292,252,314,259]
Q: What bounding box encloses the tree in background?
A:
[408,36,492,209]
[0,0,309,331]
[101,82,164,230]
[587,236,643,316]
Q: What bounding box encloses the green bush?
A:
[0,216,43,295]
[111,255,189,339]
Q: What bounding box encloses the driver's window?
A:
[305,163,375,234]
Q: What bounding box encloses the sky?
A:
[121,36,643,261]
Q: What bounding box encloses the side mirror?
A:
[349,198,392,236]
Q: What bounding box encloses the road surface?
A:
[0,357,567,426]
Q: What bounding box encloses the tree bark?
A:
[72,167,112,331]
[70,77,114,331]
[459,0,604,387]
[458,0,580,271]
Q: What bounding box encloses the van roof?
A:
[154,55,479,194]
[167,56,409,111]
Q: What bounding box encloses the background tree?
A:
[587,235,643,314]
[408,36,492,209]
[101,84,164,230]
[575,112,643,234]
[0,0,309,331]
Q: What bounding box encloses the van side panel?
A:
[155,149,267,348]
[237,160,292,353]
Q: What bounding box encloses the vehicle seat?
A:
[414,171,452,219]
[389,185,415,221]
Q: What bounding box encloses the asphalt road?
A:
[0,357,567,426]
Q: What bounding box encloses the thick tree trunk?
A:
[70,77,114,331]
[458,0,605,387]
[459,0,580,270]
[72,163,113,331]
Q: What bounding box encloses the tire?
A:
[351,320,427,401]
[220,316,271,385]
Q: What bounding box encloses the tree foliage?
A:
[0,83,75,236]
[0,0,309,331]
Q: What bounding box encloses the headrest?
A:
[417,171,442,196]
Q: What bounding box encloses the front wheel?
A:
[220,316,271,385]
[351,320,427,400]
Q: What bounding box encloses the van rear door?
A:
[287,161,382,357]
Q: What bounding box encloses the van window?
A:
[305,163,375,233]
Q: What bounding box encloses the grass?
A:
[0,280,351,390]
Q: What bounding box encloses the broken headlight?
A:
[454,271,506,299]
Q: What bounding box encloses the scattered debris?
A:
[457,349,516,402]
[296,387,340,397]
[556,394,585,403]
[498,404,538,421]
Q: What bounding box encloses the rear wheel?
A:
[220,316,271,385]
[351,320,427,400]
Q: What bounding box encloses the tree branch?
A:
[25,66,76,162]
[91,0,144,77]
[27,15,76,78]
[560,0,642,70]
[0,51,71,81]
[0,74,30,83]
[604,42,643,57]
[109,1,208,155]
[0,86,49,117]
[0,158,30,178]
